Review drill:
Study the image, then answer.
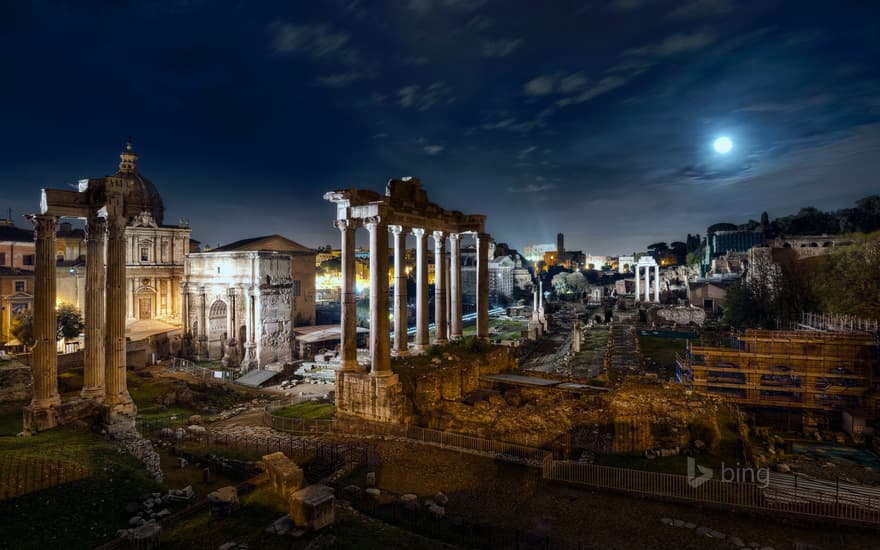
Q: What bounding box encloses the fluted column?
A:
[476,232,490,342]
[390,225,408,356]
[81,216,106,401]
[336,219,359,370]
[104,211,135,414]
[413,228,429,352]
[449,233,462,340]
[367,218,391,375]
[30,215,61,412]
[432,231,448,345]
[654,264,660,303]
[634,266,640,301]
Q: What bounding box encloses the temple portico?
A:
[325,177,489,422]
[634,256,660,303]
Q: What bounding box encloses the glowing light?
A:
[713,136,733,154]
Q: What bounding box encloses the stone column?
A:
[654,264,660,303]
[29,215,61,416]
[432,231,448,345]
[197,288,208,360]
[104,211,135,419]
[413,228,429,352]
[241,288,256,369]
[390,225,408,356]
[644,266,650,302]
[181,283,190,334]
[336,219,359,370]
[81,216,106,401]
[476,233,490,342]
[634,265,640,302]
[366,218,391,375]
[449,233,462,340]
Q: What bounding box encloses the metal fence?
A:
[168,357,237,382]
[544,460,880,526]
[0,456,90,501]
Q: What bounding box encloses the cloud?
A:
[396,82,455,111]
[270,21,360,64]
[524,71,588,96]
[314,71,369,87]
[624,31,716,57]
[516,146,537,160]
[668,0,733,18]
[524,75,556,96]
[423,144,445,155]
[506,183,557,193]
[482,38,523,58]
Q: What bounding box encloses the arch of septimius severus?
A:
[24,142,160,432]
[325,177,490,422]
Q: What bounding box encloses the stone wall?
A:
[651,306,706,326]
[0,360,31,402]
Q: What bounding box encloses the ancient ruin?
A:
[324,177,490,422]
[23,141,160,431]
[634,255,660,302]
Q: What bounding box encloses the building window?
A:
[293,280,302,297]
[23,255,34,266]
[140,247,149,262]
[0,252,5,265]
[14,280,25,292]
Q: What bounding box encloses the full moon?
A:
[713,136,733,154]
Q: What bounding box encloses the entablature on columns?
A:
[324,177,485,235]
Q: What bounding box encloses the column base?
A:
[450,333,462,341]
[103,400,137,434]
[433,338,448,346]
[391,349,410,358]
[413,344,428,353]
[335,370,402,423]
[22,402,60,432]
[80,386,105,402]
[336,358,362,372]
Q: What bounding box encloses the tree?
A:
[670,241,687,265]
[9,303,83,348]
[811,232,880,319]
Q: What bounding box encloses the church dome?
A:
[112,140,165,225]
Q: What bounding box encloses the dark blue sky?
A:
[1,0,878,255]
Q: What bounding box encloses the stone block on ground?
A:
[365,471,376,487]
[342,485,362,501]
[289,484,335,531]
[207,486,239,516]
[262,452,304,496]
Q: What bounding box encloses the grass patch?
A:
[0,402,25,436]
[0,424,161,549]
[272,402,336,420]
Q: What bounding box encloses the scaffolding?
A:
[677,330,879,420]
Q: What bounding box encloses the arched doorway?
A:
[208,299,227,359]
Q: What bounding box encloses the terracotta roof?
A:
[210,234,316,255]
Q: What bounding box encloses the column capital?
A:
[30,214,57,238]
[364,216,384,229]
[84,216,108,240]
[432,230,445,243]
[388,224,409,236]
[448,232,461,242]
[411,227,426,238]
[334,218,358,231]
[107,213,128,233]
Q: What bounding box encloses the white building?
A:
[184,251,294,369]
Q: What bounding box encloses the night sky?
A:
[1,1,878,255]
